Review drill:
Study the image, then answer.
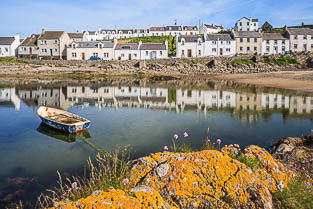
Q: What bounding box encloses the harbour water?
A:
[0,77,313,208]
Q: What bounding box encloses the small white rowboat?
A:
[37,106,91,133]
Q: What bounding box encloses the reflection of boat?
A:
[37,106,91,133]
[37,123,91,143]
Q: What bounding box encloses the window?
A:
[41,40,47,45]
[93,53,98,57]
[54,40,58,44]
[121,53,125,57]
[247,22,250,26]
[254,23,256,26]
[146,51,148,56]
[304,44,307,49]
[5,48,8,52]
[54,48,57,52]
[311,44,313,49]
[134,54,137,57]
[247,38,250,43]
[294,44,297,49]
[282,40,285,45]
[182,50,185,55]
[212,41,217,45]
[240,47,243,51]
[160,51,163,56]
[104,88,109,93]
[182,40,185,45]
[198,50,201,56]
[304,35,307,40]
[72,52,77,57]
[282,46,285,52]
[212,48,216,52]
[254,47,257,51]
[220,41,223,44]
[239,22,242,26]
[41,49,47,53]
[240,38,243,43]
[198,40,201,45]
[294,35,297,40]
[104,53,109,57]
[226,48,230,52]
[226,41,231,45]
[266,40,270,44]
[274,40,277,45]
[266,46,270,52]
[23,47,27,51]
[254,38,257,43]
[247,47,250,51]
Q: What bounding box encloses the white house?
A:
[234,17,259,31]
[283,27,313,52]
[204,33,236,56]
[139,41,168,60]
[181,26,199,35]
[165,25,199,36]
[114,43,140,60]
[0,33,20,57]
[67,40,116,60]
[176,35,205,58]
[200,24,224,34]
[149,27,166,36]
[0,88,21,111]
[261,33,290,55]
[84,31,99,41]
[68,33,87,42]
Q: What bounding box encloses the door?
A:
[187,49,192,58]
[219,48,223,56]
[151,51,157,59]
[128,54,132,60]
[29,48,32,55]
[50,49,53,56]
[82,53,85,60]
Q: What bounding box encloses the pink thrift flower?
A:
[260,150,265,154]
[72,182,78,188]
[217,139,221,144]
[311,129,313,135]
[163,146,169,151]
[122,178,129,185]
[173,134,179,140]
[244,154,249,158]
[207,139,210,142]
[183,132,189,138]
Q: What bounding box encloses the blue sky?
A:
[1,0,313,38]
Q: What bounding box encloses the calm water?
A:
[0,77,313,208]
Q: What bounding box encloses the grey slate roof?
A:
[286,28,313,35]
[204,24,223,29]
[178,35,205,42]
[38,31,65,40]
[115,43,139,50]
[20,34,39,47]
[72,41,114,48]
[166,26,182,31]
[233,31,262,38]
[262,33,287,40]
[0,37,15,45]
[206,34,234,41]
[140,43,166,50]
[88,31,96,35]
[150,27,166,31]
[182,26,198,30]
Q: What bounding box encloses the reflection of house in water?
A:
[17,88,61,108]
[261,94,290,109]
[176,89,236,113]
[0,88,21,111]
[233,92,262,123]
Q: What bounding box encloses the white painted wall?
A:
[262,39,290,55]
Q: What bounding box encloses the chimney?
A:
[41,28,46,35]
[283,25,288,31]
[15,33,20,42]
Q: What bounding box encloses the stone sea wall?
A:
[52,146,292,209]
[1,53,312,75]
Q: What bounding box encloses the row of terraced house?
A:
[1,17,312,60]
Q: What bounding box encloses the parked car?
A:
[89,56,103,60]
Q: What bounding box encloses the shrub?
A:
[272,177,313,209]
[232,58,255,65]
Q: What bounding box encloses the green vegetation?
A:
[261,55,299,66]
[236,155,261,170]
[128,35,176,57]
[232,58,256,65]
[272,177,313,209]
[264,28,284,34]
[0,57,28,64]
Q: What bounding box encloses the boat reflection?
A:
[36,123,91,143]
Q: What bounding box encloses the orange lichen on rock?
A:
[51,186,174,209]
[53,146,292,209]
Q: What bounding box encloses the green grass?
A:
[0,57,28,64]
[236,155,261,170]
[261,55,299,66]
[232,58,256,65]
[272,177,313,209]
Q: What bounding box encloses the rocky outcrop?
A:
[53,146,292,209]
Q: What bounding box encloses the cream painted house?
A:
[67,40,116,60]
[232,30,262,54]
[18,34,40,59]
[37,29,71,60]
